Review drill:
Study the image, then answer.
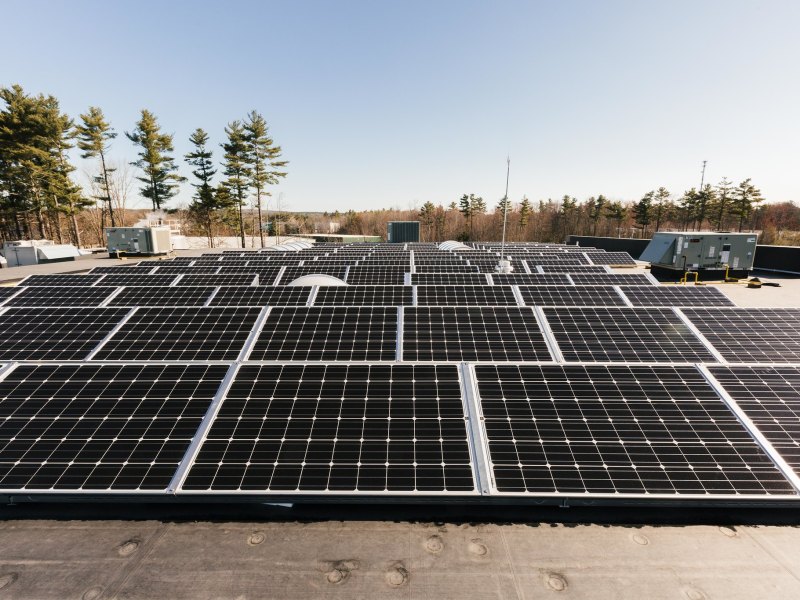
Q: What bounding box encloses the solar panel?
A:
[568,273,655,285]
[538,265,609,273]
[276,266,348,284]
[709,366,800,474]
[543,307,718,363]
[108,286,217,307]
[585,251,637,265]
[411,273,489,286]
[152,267,221,275]
[491,274,572,286]
[3,286,119,307]
[402,307,552,362]
[175,274,259,286]
[620,285,735,307]
[180,364,476,493]
[90,266,152,274]
[682,308,800,363]
[0,288,19,305]
[313,286,413,306]
[91,307,262,361]
[248,307,398,361]
[345,267,408,285]
[97,274,179,287]
[20,274,104,287]
[518,285,626,307]
[208,286,311,306]
[413,264,479,274]
[473,364,794,496]
[0,363,227,491]
[0,307,129,361]
[416,285,518,306]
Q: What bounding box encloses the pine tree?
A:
[221,120,251,248]
[418,201,436,241]
[458,194,473,239]
[731,178,764,231]
[518,196,533,236]
[125,110,184,210]
[185,128,218,246]
[605,201,627,237]
[243,110,288,247]
[652,187,670,232]
[588,194,607,235]
[695,184,716,230]
[709,177,734,231]
[76,106,118,226]
[633,191,654,238]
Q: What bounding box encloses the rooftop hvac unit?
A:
[105,227,171,257]
[641,232,757,279]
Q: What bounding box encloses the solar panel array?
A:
[1,241,799,506]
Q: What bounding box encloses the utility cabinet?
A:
[641,232,757,278]
[387,221,420,243]
[105,227,171,256]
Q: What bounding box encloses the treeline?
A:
[331,189,800,246]
[0,84,286,248]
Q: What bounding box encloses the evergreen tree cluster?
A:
[0,84,288,248]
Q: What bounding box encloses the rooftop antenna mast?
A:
[497,157,514,273]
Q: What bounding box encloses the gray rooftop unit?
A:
[641,231,757,277]
[105,226,171,257]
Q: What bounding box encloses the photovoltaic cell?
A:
[411,273,488,286]
[249,307,398,361]
[92,307,262,361]
[19,274,104,287]
[537,265,609,273]
[0,307,129,361]
[0,288,18,305]
[209,286,311,306]
[0,363,227,491]
[97,274,179,287]
[682,308,800,363]
[181,364,475,493]
[491,274,571,286]
[4,286,119,307]
[569,273,655,285]
[313,286,413,306]
[543,307,717,363]
[474,364,794,496]
[175,274,259,286]
[403,307,552,362]
[109,286,217,307]
[710,366,800,473]
[517,285,626,307]
[345,267,408,285]
[620,286,734,307]
[416,285,518,306]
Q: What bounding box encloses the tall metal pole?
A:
[500,157,510,257]
[699,160,707,190]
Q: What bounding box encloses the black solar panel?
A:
[538,265,609,273]
[585,251,637,265]
[411,273,489,286]
[208,286,310,306]
[543,307,718,363]
[710,366,800,473]
[682,309,800,363]
[416,285,518,306]
[491,274,571,286]
[175,274,259,286]
[153,267,221,275]
[413,264,479,274]
[621,286,735,307]
[0,307,129,361]
[97,274,179,287]
[403,307,552,362]
[109,286,217,307]
[249,307,398,361]
[345,267,408,285]
[3,286,118,307]
[20,274,103,287]
[0,363,227,491]
[90,266,153,274]
[0,288,19,305]
[313,286,413,306]
[569,273,654,285]
[181,364,475,493]
[518,285,626,307]
[474,364,793,495]
[92,307,262,361]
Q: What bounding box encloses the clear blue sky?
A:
[2,0,798,213]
